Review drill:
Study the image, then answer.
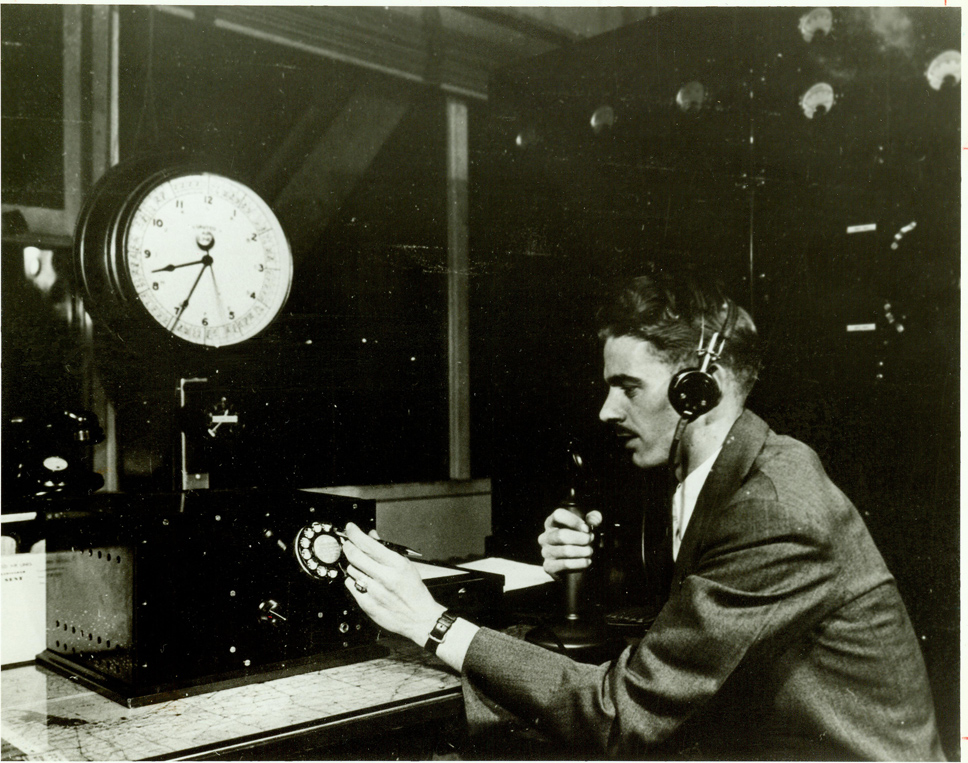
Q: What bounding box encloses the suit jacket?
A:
[461,410,944,760]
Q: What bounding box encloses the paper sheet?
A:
[2,552,46,666]
[414,561,469,580]
[457,557,554,592]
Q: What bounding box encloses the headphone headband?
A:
[697,299,737,372]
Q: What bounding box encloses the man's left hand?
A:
[341,523,446,646]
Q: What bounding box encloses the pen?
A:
[334,529,423,558]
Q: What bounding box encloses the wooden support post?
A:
[90,5,120,179]
[86,5,121,492]
[446,98,471,480]
[62,7,84,229]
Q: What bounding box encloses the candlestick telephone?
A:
[526,440,610,659]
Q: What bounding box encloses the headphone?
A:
[667,299,738,421]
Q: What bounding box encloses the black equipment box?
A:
[37,489,502,707]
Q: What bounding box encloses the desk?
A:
[1,637,461,760]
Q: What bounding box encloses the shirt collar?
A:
[672,445,722,560]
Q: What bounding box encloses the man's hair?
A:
[597,269,762,397]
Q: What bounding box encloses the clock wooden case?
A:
[75,156,293,350]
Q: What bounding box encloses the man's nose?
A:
[599,388,623,423]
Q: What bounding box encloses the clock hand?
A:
[152,258,207,273]
[207,264,229,322]
[152,232,216,274]
[167,255,212,332]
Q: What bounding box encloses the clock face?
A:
[122,172,292,347]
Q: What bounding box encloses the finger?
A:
[544,557,592,575]
[345,575,372,606]
[585,510,603,529]
[345,563,373,593]
[539,526,593,547]
[368,528,383,540]
[545,508,590,532]
[542,516,591,542]
[541,543,594,560]
[344,523,399,565]
[556,527,595,546]
[342,540,393,581]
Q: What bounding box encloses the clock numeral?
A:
[249,292,256,299]
[175,200,184,209]
[257,263,264,272]
[249,233,258,242]
[174,305,182,315]
[204,196,213,204]
[229,311,236,320]
[202,317,209,327]
[153,219,164,227]
[144,249,151,258]
[152,282,159,291]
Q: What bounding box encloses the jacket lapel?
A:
[671,410,770,589]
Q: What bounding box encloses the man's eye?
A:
[622,385,639,399]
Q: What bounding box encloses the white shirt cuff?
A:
[433,617,479,671]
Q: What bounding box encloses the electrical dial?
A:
[294,522,345,581]
[205,396,241,439]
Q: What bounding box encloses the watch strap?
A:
[424,610,458,654]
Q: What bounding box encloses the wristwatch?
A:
[424,610,458,654]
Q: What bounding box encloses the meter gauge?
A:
[294,523,344,581]
[204,396,241,440]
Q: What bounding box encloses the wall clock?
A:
[75,158,293,348]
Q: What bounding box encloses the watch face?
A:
[122,172,293,347]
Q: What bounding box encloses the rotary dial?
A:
[294,522,345,582]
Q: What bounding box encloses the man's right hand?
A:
[537,508,603,576]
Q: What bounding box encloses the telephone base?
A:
[525,618,620,663]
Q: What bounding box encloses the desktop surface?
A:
[2,636,460,761]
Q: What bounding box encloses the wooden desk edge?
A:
[163,687,464,760]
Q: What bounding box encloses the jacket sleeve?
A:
[460,495,846,757]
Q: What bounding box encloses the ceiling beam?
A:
[272,79,411,261]
[155,5,505,100]
[453,8,581,47]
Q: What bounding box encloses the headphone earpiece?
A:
[668,299,737,421]
[668,367,722,420]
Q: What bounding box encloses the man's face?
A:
[599,335,682,469]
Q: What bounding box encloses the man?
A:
[341,271,944,759]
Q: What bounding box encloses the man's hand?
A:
[341,523,446,646]
[537,508,603,577]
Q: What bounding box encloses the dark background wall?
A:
[470,8,959,757]
[2,6,456,491]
